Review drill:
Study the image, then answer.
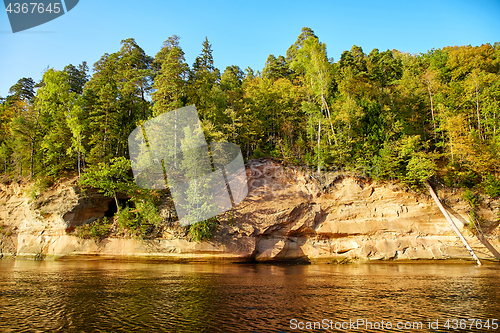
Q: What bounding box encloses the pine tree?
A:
[8,77,35,102]
[262,55,291,81]
[188,37,220,120]
[152,35,189,116]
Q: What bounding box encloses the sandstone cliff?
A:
[1,159,499,263]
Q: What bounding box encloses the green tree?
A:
[79,156,137,212]
[243,76,305,160]
[83,52,121,163]
[36,69,78,176]
[4,77,39,177]
[152,35,189,116]
[188,37,220,122]
[115,38,153,121]
[8,77,35,102]
[286,27,318,69]
[82,39,153,165]
[10,107,39,177]
[0,142,12,175]
[289,33,335,172]
[262,55,291,81]
[64,62,88,95]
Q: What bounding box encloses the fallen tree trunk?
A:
[425,181,481,265]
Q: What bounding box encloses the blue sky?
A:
[1,0,499,98]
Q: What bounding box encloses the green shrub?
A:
[405,155,437,187]
[252,147,266,159]
[484,175,500,199]
[443,171,457,188]
[188,217,218,242]
[372,144,402,181]
[116,206,139,230]
[28,177,53,200]
[74,217,111,239]
[116,199,163,238]
[462,189,478,209]
[458,170,479,188]
[441,165,479,189]
[135,199,162,226]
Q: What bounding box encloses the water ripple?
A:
[0,261,498,332]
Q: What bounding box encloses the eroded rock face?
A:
[62,193,114,227]
[215,159,500,262]
[0,160,499,262]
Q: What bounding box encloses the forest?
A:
[1,27,500,202]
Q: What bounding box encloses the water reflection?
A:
[0,261,498,332]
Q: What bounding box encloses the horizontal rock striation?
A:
[0,159,499,263]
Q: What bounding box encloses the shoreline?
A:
[2,161,499,265]
[2,251,499,265]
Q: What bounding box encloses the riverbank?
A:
[1,159,499,263]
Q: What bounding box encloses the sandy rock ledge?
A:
[1,159,499,263]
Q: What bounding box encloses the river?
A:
[0,260,499,332]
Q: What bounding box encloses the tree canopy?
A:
[1,28,499,196]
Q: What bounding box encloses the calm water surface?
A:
[0,260,498,332]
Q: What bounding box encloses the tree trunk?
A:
[103,110,108,159]
[427,81,437,143]
[174,109,177,168]
[141,87,146,120]
[449,131,454,164]
[114,193,120,213]
[425,181,481,265]
[30,143,34,178]
[77,149,81,178]
[475,78,482,139]
[494,102,497,136]
[317,118,321,174]
[321,95,338,146]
